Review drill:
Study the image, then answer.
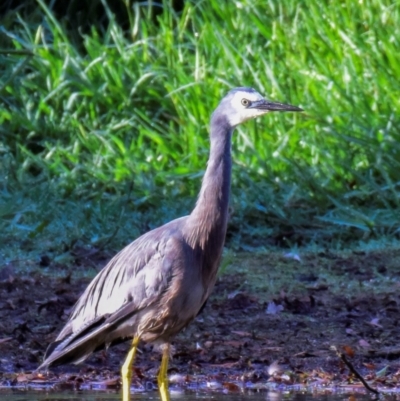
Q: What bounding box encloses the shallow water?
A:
[0,391,379,401]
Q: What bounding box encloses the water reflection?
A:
[0,390,383,401]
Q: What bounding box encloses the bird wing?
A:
[54,216,187,347]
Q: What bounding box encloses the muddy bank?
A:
[1,249,400,391]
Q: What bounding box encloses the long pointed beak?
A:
[251,99,303,112]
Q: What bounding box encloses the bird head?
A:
[219,87,302,128]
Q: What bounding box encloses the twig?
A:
[331,346,379,395]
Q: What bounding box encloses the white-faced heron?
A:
[38,87,302,401]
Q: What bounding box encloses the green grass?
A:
[1,0,400,265]
[223,244,400,301]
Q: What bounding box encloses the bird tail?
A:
[38,302,141,370]
[38,316,111,369]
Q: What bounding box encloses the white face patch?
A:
[226,90,269,127]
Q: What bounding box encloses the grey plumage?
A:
[39,88,302,398]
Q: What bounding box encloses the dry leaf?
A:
[283,252,301,262]
[89,378,120,388]
[266,301,284,315]
[268,361,281,375]
[369,318,383,328]
[231,330,251,337]
[359,339,370,348]
[342,345,355,358]
[223,382,241,392]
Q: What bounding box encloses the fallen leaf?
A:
[266,301,284,315]
[376,365,388,378]
[224,340,244,348]
[89,378,120,388]
[368,318,383,328]
[223,382,240,392]
[283,252,301,262]
[169,373,187,384]
[231,331,251,337]
[342,345,355,358]
[17,373,34,382]
[268,361,281,375]
[359,339,370,348]
[227,290,242,299]
[293,351,318,358]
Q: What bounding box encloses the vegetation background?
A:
[1,0,400,268]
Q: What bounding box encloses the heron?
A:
[38,87,302,401]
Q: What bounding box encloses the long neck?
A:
[186,115,232,251]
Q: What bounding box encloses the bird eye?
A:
[241,98,250,107]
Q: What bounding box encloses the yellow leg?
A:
[121,336,140,401]
[157,344,170,401]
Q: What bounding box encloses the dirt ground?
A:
[1,247,400,393]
